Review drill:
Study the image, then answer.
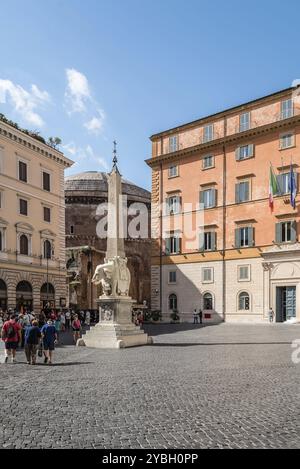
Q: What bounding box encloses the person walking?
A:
[193,309,199,324]
[54,315,61,343]
[24,320,41,365]
[85,310,90,327]
[199,308,203,325]
[41,319,57,365]
[65,310,71,330]
[1,314,22,363]
[269,307,275,323]
[60,312,66,332]
[71,314,82,344]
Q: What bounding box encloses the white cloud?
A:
[84,109,105,135]
[0,79,50,127]
[65,68,91,113]
[63,142,109,171]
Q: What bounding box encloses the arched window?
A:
[169,293,177,311]
[203,292,213,310]
[20,234,29,255]
[239,292,250,310]
[43,240,52,259]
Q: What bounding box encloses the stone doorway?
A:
[276,286,296,322]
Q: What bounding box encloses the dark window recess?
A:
[19,161,27,182]
[44,207,51,222]
[20,199,28,216]
[20,235,29,255]
[43,172,51,191]
[70,225,74,235]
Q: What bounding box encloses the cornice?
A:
[150,87,293,140]
[146,114,300,168]
[0,121,74,168]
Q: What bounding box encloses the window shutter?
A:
[235,184,240,203]
[245,182,250,201]
[275,223,282,243]
[277,174,283,195]
[212,189,217,207]
[178,236,182,253]
[178,196,182,213]
[249,144,254,157]
[291,221,297,242]
[165,198,169,215]
[235,147,240,161]
[248,227,254,246]
[165,238,171,255]
[235,228,240,248]
[211,232,216,251]
[199,191,204,205]
[199,233,205,252]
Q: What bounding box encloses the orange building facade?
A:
[146,86,300,323]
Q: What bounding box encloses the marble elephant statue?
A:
[92,256,131,297]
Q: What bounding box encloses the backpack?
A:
[6,323,16,339]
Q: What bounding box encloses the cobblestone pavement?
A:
[0,323,300,449]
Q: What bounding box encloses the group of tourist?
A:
[0,307,93,365]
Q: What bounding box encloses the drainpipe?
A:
[159,162,163,312]
[222,118,227,322]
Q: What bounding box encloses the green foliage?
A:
[0,113,61,149]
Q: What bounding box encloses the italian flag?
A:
[269,165,279,211]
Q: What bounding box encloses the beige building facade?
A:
[0,119,73,312]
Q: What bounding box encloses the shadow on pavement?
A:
[143,323,221,336]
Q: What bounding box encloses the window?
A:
[276,173,290,195]
[169,135,178,153]
[43,240,52,259]
[235,227,254,248]
[203,293,213,310]
[166,195,181,215]
[169,294,177,311]
[165,233,181,255]
[19,161,27,183]
[203,155,214,169]
[20,234,29,255]
[203,124,214,143]
[169,271,177,283]
[168,165,179,178]
[275,221,297,243]
[43,172,51,191]
[239,112,250,132]
[200,231,216,251]
[235,181,250,203]
[238,265,250,281]
[239,292,250,310]
[43,206,51,222]
[200,188,216,208]
[202,267,213,283]
[280,133,295,150]
[281,99,293,120]
[19,199,28,216]
[70,225,74,235]
[236,144,254,161]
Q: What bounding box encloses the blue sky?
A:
[1,0,300,190]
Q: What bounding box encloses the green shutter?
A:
[211,232,216,251]
[291,221,297,242]
[212,189,217,207]
[235,228,241,248]
[235,184,240,203]
[248,227,254,246]
[275,223,282,243]
[199,233,205,252]
[276,175,283,195]
[165,238,171,255]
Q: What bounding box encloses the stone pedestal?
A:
[82,296,152,348]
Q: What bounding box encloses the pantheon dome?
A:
[65,171,151,310]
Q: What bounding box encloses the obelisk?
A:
[82,143,152,348]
